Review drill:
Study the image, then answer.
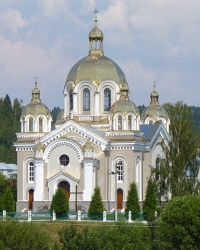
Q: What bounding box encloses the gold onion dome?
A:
[109,84,139,115]
[89,26,103,41]
[141,85,168,120]
[21,81,51,117]
[66,12,128,89]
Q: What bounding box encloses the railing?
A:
[0,210,145,222]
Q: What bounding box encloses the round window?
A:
[59,154,70,166]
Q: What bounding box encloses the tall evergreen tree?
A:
[2,186,15,212]
[50,187,69,217]
[88,186,104,219]
[125,182,140,219]
[143,179,157,222]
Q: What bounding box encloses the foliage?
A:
[138,104,146,115]
[88,186,104,219]
[125,182,140,219]
[143,178,157,222]
[152,102,200,203]
[0,95,22,163]
[155,195,200,250]
[52,106,62,124]
[0,220,50,250]
[58,223,152,250]
[50,187,69,217]
[2,186,15,212]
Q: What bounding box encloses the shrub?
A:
[50,187,69,218]
[125,182,140,219]
[88,186,104,220]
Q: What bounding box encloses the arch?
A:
[83,88,90,111]
[104,88,111,111]
[28,189,34,210]
[58,181,70,200]
[117,188,123,209]
[156,156,161,181]
[44,139,84,163]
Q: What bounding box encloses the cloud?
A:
[40,0,69,17]
[0,8,28,34]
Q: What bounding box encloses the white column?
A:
[73,93,78,114]
[64,94,68,119]
[82,160,94,201]
[94,91,100,115]
[34,160,44,201]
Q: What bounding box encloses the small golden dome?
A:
[21,82,51,117]
[89,26,103,41]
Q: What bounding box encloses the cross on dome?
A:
[93,8,99,26]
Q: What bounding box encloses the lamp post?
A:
[109,168,118,222]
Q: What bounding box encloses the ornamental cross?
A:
[93,8,99,24]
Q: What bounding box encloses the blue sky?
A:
[1,0,200,109]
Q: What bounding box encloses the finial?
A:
[35,76,38,87]
[153,80,157,90]
[93,8,99,26]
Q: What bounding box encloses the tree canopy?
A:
[155,195,200,250]
[152,101,200,203]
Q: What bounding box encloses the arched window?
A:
[128,115,132,130]
[39,117,43,132]
[118,115,122,130]
[104,88,111,111]
[83,88,90,111]
[116,160,124,182]
[29,117,33,132]
[149,120,153,124]
[70,89,73,111]
[28,162,34,182]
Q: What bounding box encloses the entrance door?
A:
[28,189,34,210]
[117,189,123,209]
[58,181,70,200]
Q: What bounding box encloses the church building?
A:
[14,15,170,212]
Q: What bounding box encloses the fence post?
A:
[28,211,32,222]
[103,211,107,222]
[128,211,132,223]
[3,210,6,221]
[77,210,81,221]
[52,210,56,221]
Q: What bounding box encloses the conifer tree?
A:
[50,187,69,217]
[143,179,157,222]
[88,186,104,219]
[2,186,15,212]
[125,182,140,219]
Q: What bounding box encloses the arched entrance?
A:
[28,189,34,210]
[117,188,123,209]
[58,181,70,200]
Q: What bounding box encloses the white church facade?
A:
[14,17,170,212]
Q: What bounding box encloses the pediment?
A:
[37,120,108,150]
[47,170,79,183]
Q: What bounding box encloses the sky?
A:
[1,0,200,110]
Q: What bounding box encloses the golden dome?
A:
[89,26,103,41]
[66,55,127,88]
[109,86,139,115]
[141,106,169,120]
[21,82,51,117]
